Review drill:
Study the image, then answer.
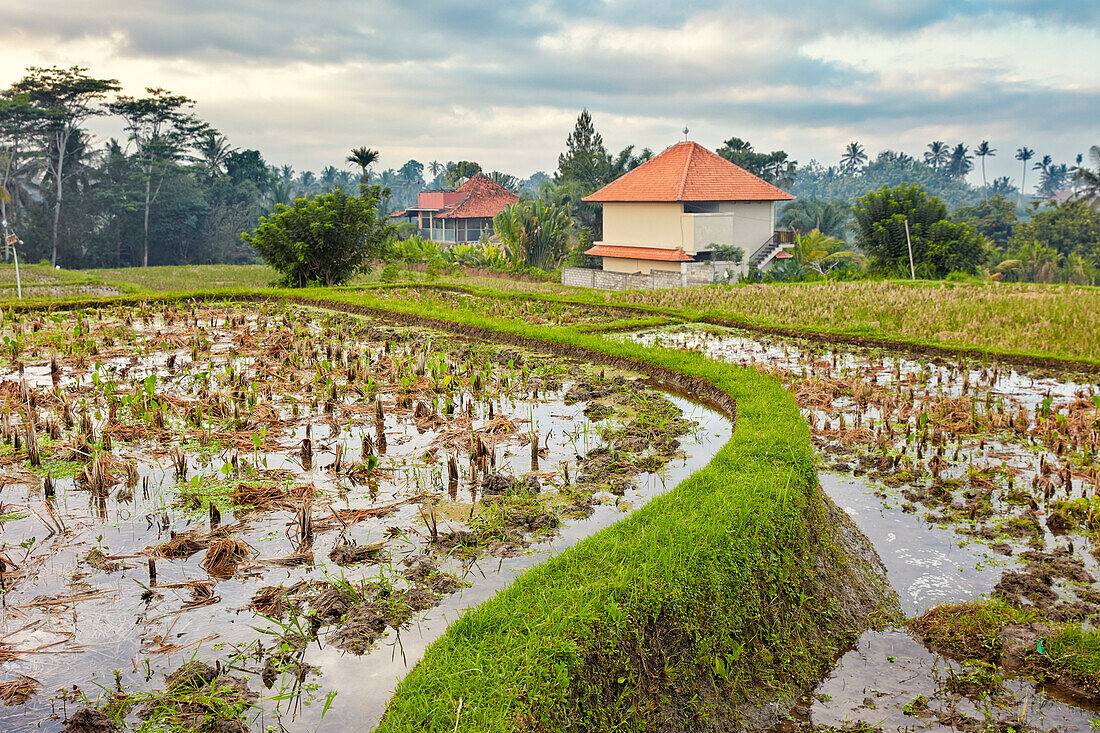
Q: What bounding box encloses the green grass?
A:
[82,264,280,293]
[912,599,1100,693]
[300,288,898,731]
[0,284,899,730]
[9,264,1098,364]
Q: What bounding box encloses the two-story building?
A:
[391,173,518,244]
[582,141,795,275]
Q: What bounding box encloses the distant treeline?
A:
[1,66,1096,272]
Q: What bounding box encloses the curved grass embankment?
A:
[300,288,899,731]
[1,287,898,730]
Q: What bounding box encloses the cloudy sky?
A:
[2,1,1097,189]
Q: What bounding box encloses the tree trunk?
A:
[143,175,152,267]
[51,135,66,268]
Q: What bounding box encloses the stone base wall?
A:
[562,262,748,291]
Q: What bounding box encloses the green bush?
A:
[853,184,987,278]
[380,263,400,283]
[242,186,391,287]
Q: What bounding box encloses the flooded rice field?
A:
[0,302,727,732]
[627,324,1100,732]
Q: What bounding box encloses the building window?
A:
[683,202,719,213]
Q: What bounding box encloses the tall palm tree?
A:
[947,143,973,179]
[427,160,443,178]
[1072,145,1100,207]
[924,141,949,169]
[195,130,233,180]
[1039,163,1069,199]
[1033,154,1052,177]
[1015,147,1034,199]
[280,164,294,182]
[347,147,380,184]
[974,140,996,188]
[840,142,867,174]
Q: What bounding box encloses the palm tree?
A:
[195,130,233,180]
[296,171,317,196]
[320,165,339,192]
[974,140,996,188]
[840,142,867,174]
[1072,145,1100,207]
[279,164,294,182]
[347,146,380,184]
[428,160,443,178]
[1033,154,1052,177]
[1038,163,1069,199]
[924,141,949,169]
[947,143,973,179]
[1015,147,1034,199]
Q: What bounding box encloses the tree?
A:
[427,160,443,178]
[226,150,269,188]
[108,88,203,267]
[947,143,973,179]
[777,198,851,241]
[1038,163,1070,199]
[492,199,573,271]
[9,66,120,266]
[840,142,867,174]
[196,129,234,181]
[444,161,481,188]
[952,195,1018,249]
[489,171,519,192]
[1015,147,1035,198]
[0,93,47,238]
[716,137,796,187]
[975,141,996,188]
[852,184,987,277]
[1007,199,1100,263]
[243,186,392,287]
[347,146,380,184]
[792,229,862,275]
[1073,145,1100,206]
[556,109,606,188]
[924,141,949,169]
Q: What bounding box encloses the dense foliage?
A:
[242,186,391,287]
[853,185,987,278]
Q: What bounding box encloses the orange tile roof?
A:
[584,244,694,262]
[436,173,518,219]
[583,141,794,203]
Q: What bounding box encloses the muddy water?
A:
[624,324,1100,732]
[0,305,729,732]
[307,394,728,731]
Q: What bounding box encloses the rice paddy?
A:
[627,323,1100,731]
[0,300,724,731]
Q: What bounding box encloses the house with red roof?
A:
[391,173,518,244]
[582,141,794,277]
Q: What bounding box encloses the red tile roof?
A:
[774,250,794,259]
[584,245,695,262]
[583,141,794,203]
[436,173,518,219]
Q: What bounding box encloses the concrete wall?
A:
[602,256,682,275]
[720,201,775,257]
[602,202,685,248]
[561,267,596,288]
[599,201,776,257]
[563,265,745,291]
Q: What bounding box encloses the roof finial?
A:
[683,126,689,141]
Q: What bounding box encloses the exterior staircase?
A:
[748,230,794,270]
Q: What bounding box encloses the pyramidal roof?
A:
[436,173,518,218]
[583,141,794,203]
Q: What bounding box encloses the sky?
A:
[2,0,1097,190]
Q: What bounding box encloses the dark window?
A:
[682,202,719,214]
